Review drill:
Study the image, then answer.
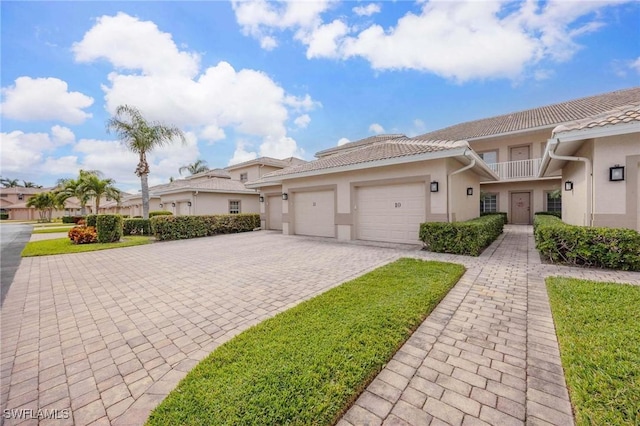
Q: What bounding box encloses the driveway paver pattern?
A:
[1,226,639,425]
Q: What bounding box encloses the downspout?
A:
[447,148,475,223]
[548,139,593,226]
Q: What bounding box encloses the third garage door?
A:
[356,182,426,244]
[294,190,335,237]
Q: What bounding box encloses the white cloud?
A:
[337,137,350,146]
[1,77,93,124]
[305,20,349,59]
[294,114,311,129]
[260,35,278,50]
[353,4,380,17]
[51,125,76,146]
[73,12,200,77]
[228,141,258,166]
[74,13,318,162]
[369,123,385,134]
[631,57,640,74]
[259,135,304,159]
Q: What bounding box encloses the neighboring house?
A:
[247,86,639,245]
[246,137,498,244]
[0,187,84,220]
[226,157,307,183]
[539,102,640,231]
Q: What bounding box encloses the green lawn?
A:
[547,277,640,426]
[147,258,465,426]
[21,236,152,257]
[32,225,75,234]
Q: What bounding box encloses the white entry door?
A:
[356,182,426,244]
[293,190,335,237]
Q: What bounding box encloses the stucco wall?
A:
[480,179,561,223]
[162,192,260,215]
[447,158,480,222]
[562,140,593,226]
[467,128,553,163]
[257,185,283,228]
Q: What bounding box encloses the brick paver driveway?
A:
[2,227,639,425]
[1,232,402,425]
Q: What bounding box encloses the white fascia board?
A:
[552,121,640,143]
[464,149,500,181]
[250,148,469,184]
[155,187,257,196]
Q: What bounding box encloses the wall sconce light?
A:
[466,187,473,196]
[564,181,573,191]
[259,196,265,202]
[172,202,176,207]
[430,181,439,192]
[609,165,625,181]
[187,201,192,207]
[159,203,163,208]
[282,193,288,200]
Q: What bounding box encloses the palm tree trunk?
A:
[141,173,150,219]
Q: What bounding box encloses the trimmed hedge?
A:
[62,216,85,224]
[534,215,640,271]
[96,214,123,243]
[86,214,97,227]
[149,210,173,217]
[151,214,260,241]
[0,213,8,220]
[123,218,151,235]
[419,214,505,256]
[534,211,562,219]
[480,211,508,223]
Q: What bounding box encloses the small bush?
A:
[534,211,562,219]
[62,216,85,224]
[151,214,260,241]
[123,218,151,236]
[68,226,97,244]
[420,214,505,256]
[534,215,640,271]
[96,214,123,243]
[480,211,508,223]
[86,214,97,227]
[0,213,8,220]
[149,210,172,217]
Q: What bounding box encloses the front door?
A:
[511,192,531,224]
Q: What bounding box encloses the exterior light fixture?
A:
[187,201,192,207]
[172,202,176,207]
[282,193,288,200]
[564,181,573,191]
[259,196,265,203]
[159,203,163,208]
[609,165,625,181]
[466,187,473,196]
[430,181,439,192]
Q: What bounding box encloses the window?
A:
[546,192,562,212]
[240,173,248,182]
[478,150,498,164]
[229,200,241,214]
[480,193,498,213]
[17,193,24,200]
[0,194,7,198]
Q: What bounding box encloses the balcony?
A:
[485,158,543,181]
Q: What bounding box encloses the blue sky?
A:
[2,0,639,193]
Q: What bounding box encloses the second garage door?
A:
[266,195,282,230]
[356,182,426,244]
[294,190,335,237]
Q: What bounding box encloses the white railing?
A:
[486,158,542,180]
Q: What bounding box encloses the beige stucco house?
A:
[539,102,640,231]
[247,137,498,244]
[0,187,85,220]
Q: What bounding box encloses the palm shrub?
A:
[96,214,123,243]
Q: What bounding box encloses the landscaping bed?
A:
[147,258,465,425]
[21,236,152,257]
[547,277,640,425]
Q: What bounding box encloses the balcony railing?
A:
[486,158,542,180]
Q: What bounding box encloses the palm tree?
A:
[106,105,186,219]
[179,159,209,176]
[57,170,101,215]
[1,178,20,188]
[79,174,121,212]
[22,181,40,188]
[26,192,61,222]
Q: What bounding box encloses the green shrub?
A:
[149,210,172,217]
[86,214,97,227]
[535,211,562,219]
[96,214,123,243]
[534,215,640,271]
[123,218,151,236]
[0,213,8,220]
[419,214,505,256]
[68,226,97,244]
[62,216,85,224]
[151,214,260,241]
[480,211,508,223]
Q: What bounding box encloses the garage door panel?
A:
[267,196,282,230]
[294,191,335,237]
[356,182,426,244]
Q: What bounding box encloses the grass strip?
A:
[148,258,465,426]
[21,236,152,257]
[547,277,640,425]
[32,226,75,234]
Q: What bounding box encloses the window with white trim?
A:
[240,173,248,182]
[229,200,241,214]
[478,150,498,164]
[480,193,498,213]
[546,192,562,212]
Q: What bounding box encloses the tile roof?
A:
[225,156,306,170]
[417,87,640,140]
[315,134,406,158]
[553,102,640,134]
[155,177,256,194]
[248,138,467,184]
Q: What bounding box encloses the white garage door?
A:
[267,195,282,230]
[357,182,426,244]
[294,190,335,237]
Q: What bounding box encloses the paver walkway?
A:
[1,226,638,425]
[340,226,640,426]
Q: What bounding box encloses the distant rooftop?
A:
[225,156,306,170]
[315,134,406,158]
